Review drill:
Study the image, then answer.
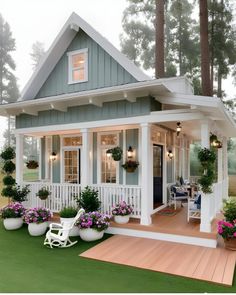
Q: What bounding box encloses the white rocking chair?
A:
[44,208,84,248]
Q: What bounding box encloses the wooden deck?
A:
[110,204,220,240]
[80,235,236,286]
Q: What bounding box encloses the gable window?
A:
[67,49,88,84]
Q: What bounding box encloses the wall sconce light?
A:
[167,150,174,160]
[176,122,182,136]
[50,152,57,161]
[127,146,134,158]
[106,149,112,157]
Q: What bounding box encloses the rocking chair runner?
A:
[44,208,85,248]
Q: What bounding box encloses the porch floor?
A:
[110,204,220,240]
[80,235,236,286]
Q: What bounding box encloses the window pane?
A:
[101,149,116,183]
[64,150,79,183]
[100,134,117,146]
[72,69,85,82]
[72,53,85,68]
[63,136,82,146]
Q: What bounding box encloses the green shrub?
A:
[223,199,236,223]
[1,186,15,198]
[3,175,16,186]
[59,207,78,218]
[0,146,15,161]
[75,186,101,213]
[11,185,30,202]
[2,160,15,174]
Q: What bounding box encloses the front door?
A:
[153,144,163,209]
[63,149,81,183]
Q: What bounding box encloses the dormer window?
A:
[67,48,88,84]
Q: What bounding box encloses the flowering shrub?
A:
[112,201,133,216]
[0,202,25,219]
[217,220,236,240]
[76,211,110,232]
[23,207,52,224]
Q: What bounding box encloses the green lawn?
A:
[0,223,235,293]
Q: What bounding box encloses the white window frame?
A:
[97,131,120,185]
[67,48,88,84]
[60,135,82,184]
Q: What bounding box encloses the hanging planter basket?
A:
[122,160,139,173]
[26,160,39,169]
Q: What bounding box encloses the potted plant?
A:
[0,202,25,230]
[122,160,139,173]
[76,211,110,241]
[36,187,51,200]
[23,207,52,236]
[112,201,133,224]
[74,186,101,212]
[26,160,39,169]
[59,206,80,237]
[217,199,236,250]
[107,146,123,161]
[0,146,15,161]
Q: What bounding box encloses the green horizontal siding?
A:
[16,96,161,129]
[35,29,137,99]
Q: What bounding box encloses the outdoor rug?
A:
[80,235,236,286]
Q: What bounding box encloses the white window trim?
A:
[67,48,88,84]
[97,131,120,185]
[60,134,82,184]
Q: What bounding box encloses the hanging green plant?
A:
[111,146,123,161]
[197,147,216,194]
[26,160,39,169]
[122,160,139,173]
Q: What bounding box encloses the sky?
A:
[0,0,235,147]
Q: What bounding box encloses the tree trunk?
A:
[217,69,222,98]
[155,0,165,78]
[199,0,212,96]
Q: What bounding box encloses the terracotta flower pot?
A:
[224,238,236,251]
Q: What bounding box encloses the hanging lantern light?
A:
[176,122,182,136]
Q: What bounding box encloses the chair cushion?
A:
[194,194,201,209]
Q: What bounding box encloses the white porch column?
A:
[223,137,229,198]
[140,123,152,225]
[15,134,24,184]
[81,128,92,187]
[200,120,211,233]
[217,147,223,183]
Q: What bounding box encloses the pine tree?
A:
[0,14,19,104]
[209,0,236,98]
[30,41,45,70]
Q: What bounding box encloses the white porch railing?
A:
[22,182,142,218]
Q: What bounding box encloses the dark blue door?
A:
[153,145,163,209]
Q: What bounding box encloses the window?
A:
[98,133,119,184]
[62,135,82,183]
[67,49,88,84]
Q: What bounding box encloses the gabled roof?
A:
[20,12,150,101]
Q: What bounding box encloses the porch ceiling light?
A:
[167,150,174,160]
[106,149,112,157]
[127,146,134,158]
[176,122,182,136]
[50,152,57,161]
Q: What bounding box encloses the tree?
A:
[30,41,45,70]
[209,0,236,98]
[199,0,212,96]
[155,0,165,78]
[0,14,19,104]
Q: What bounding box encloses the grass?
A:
[0,223,235,293]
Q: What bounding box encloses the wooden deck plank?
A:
[80,235,236,286]
[222,251,236,285]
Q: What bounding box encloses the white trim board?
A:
[106,227,217,248]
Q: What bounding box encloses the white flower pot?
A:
[80,228,104,242]
[28,222,48,236]
[114,215,130,224]
[60,217,80,237]
[3,218,23,230]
